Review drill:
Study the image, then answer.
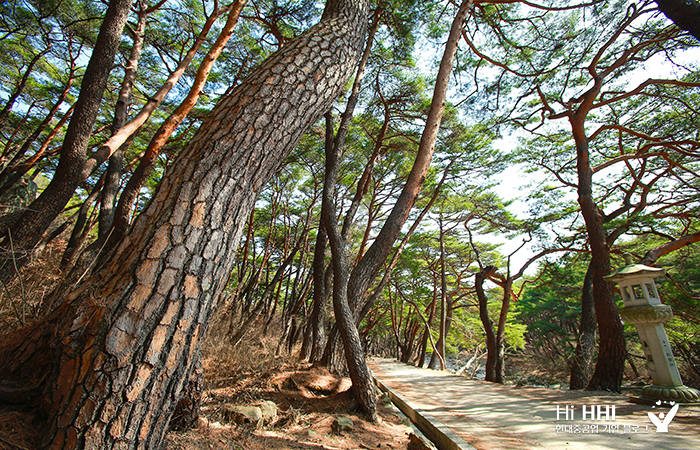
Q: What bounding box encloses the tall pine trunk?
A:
[571,112,626,392]
[0,1,369,448]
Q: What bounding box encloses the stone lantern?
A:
[604,256,700,404]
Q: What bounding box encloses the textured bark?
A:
[169,357,202,431]
[570,264,597,390]
[0,0,134,280]
[106,0,247,253]
[0,0,369,448]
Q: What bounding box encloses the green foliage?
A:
[517,255,589,361]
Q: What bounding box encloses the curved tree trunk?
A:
[494,278,513,384]
[476,266,498,382]
[571,113,626,392]
[308,223,330,362]
[0,1,369,448]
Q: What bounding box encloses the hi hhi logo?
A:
[554,404,635,434]
[556,404,617,421]
[648,400,679,433]
[555,402,680,434]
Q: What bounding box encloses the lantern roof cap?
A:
[604,253,666,282]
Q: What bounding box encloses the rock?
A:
[407,433,432,450]
[306,430,319,439]
[331,416,354,434]
[221,405,263,428]
[259,400,278,425]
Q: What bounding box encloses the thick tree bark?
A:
[0,0,134,279]
[0,1,369,448]
[570,263,597,389]
[105,0,247,253]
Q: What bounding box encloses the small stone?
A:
[331,416,354,434]
[306,430,319,439]
[259,400,278,425]
[221,405,263,428]
[407,433,432,450]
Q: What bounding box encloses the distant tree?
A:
[469,0,699,391]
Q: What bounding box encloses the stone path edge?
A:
[372,374,477,450]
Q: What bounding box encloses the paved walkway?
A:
[368,358,700,450]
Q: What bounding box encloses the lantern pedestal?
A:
[605,259,700,404]
[619,304,700,404]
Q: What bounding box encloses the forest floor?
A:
[164,359,414,450]
[163,326,414,450]
[0,310,413,450]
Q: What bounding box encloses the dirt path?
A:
[369,358,700,450]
